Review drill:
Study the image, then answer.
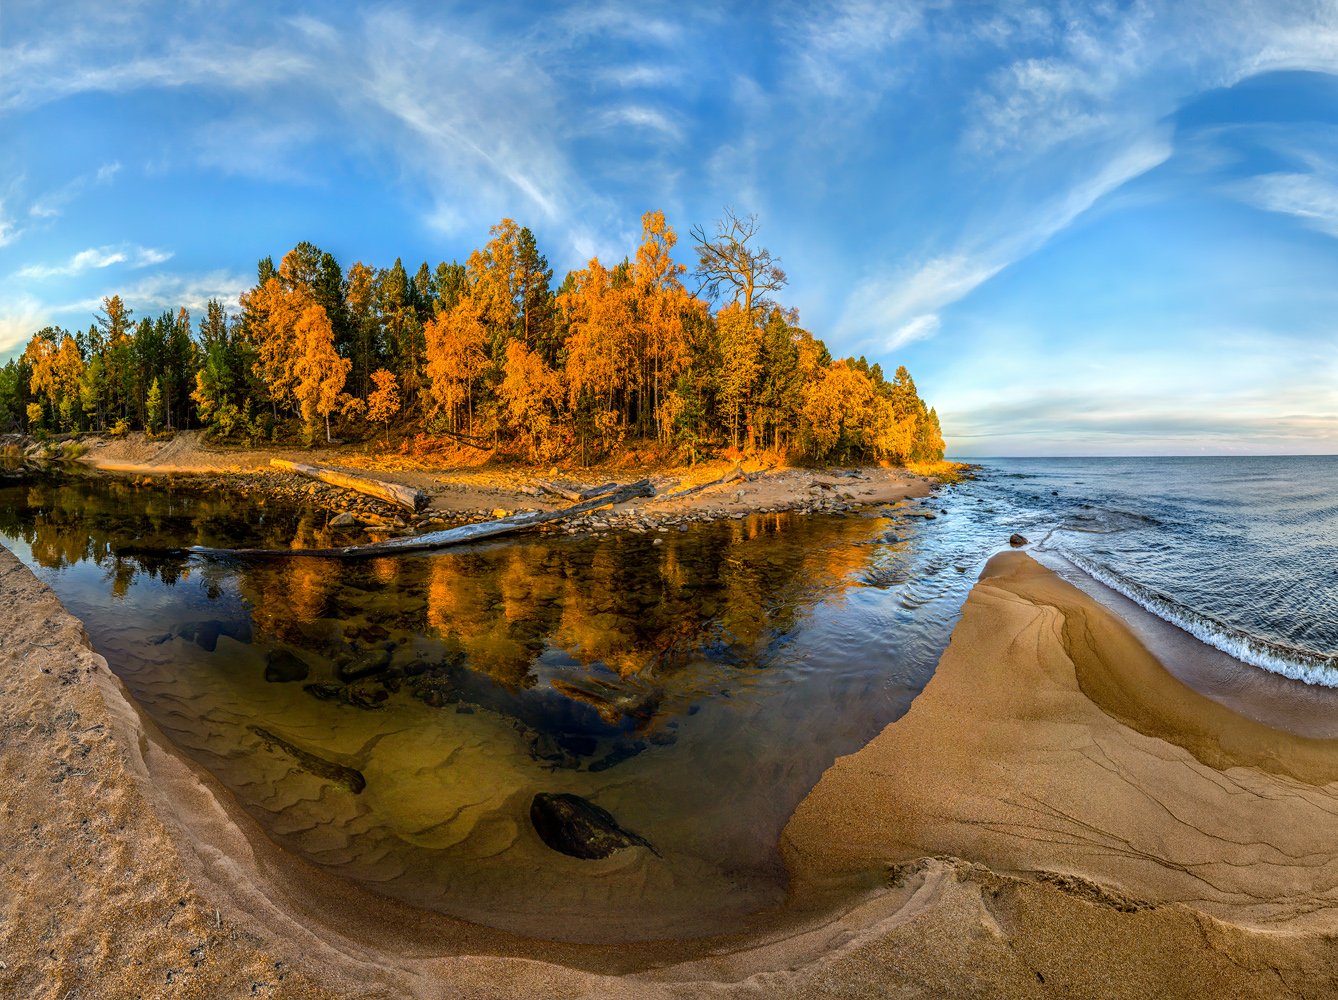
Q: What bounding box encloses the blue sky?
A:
[3,1,1338,455]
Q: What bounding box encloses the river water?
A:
[5,456,1333,940]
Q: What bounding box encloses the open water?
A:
[2,455,1334,938]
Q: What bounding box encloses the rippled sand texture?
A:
[0,545,341,999]
[12,539,1338,997]
[90,508,952,943]
[786,551,1338,942]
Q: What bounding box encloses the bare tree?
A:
[690,207,787,317]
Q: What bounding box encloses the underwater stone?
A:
[177,619,252,652]
[264,649,310,683]
[338,648,390,681]
[529,792,653,860]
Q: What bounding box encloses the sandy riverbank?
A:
[68,430,938,531]
[5,540,1338,996]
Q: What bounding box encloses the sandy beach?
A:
[51,431,940,529]
[5,532,1338,996]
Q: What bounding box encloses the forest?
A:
[0,210,945,467]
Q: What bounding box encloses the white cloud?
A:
[0,201,18,248]
[886,313,941,350]
[0,295,48,354]
[15,244,174,279]
[1238,172,1338,236]
[28,161,123,219]
[839,134,1172,342]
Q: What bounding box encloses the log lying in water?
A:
[190,478,656,560]
[270,459,428,513]
[648,464,767,504]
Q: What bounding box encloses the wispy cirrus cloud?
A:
[15,244,173,279]
[1239,171,1338,236]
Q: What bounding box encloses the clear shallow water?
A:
[9,457,1328,937]
[957,456,1338,686]
[0,466,993,941]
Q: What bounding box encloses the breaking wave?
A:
[1058,546,1338,688]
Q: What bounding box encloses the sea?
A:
[955,455,1338,687]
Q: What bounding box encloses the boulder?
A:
[338,648,391,681]
[1009,533,1029,547]
[265,649,310,683]
[529,792,654,859]
[329,512,358,528]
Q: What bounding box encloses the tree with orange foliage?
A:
[423,299,491,434]
[366,368,400,446]
[23,332,85,431]
[290,303,355,443]
[499,340,563,460]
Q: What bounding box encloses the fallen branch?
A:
[435,428,491,448]
[190,479,656,560]
[271,459,428,513]
[532,479,583,502]
[648,464,766,504]
[532,479,621,502]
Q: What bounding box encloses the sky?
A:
[3,1,1338,456]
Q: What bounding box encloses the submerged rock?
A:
[338,648,390,681]
[247,725,365,793]
[264,649,310,683]
[529,792,653,859]
[329,511,358,528]
[177,619,252,652]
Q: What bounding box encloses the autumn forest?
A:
[2,210,945,466]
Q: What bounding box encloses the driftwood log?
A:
[648,464,766,504]
[532,479,620,502]
[189,478,655,560]
[271,459,428,513]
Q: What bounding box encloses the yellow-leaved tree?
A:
[499,340,563,460]
[290,304,356,443]
[424,299,491,434]
[366,369,400,446]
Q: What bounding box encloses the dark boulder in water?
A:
[1009,533,1029,547]
[338,648,390,681]
[529,792,653,859]
[177,619,252,652]
[265,649,310,683]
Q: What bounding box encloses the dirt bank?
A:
[8,544,1337,996]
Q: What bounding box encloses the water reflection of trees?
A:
[237,514,892,700]
[1,476,907,728]
[0,477,336,597]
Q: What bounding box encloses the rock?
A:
[1009,533,1029,547]
[529,792,654,859]
[177,619,252,652]
[248,726,365,793]
[265,649,310,683]
[652,538,663,546]
[329,512,357,528]
[588,740,648,772]
[338,648,391,681]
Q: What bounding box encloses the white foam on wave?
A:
[1057,546,1338,688]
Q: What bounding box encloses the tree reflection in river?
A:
[1,469,920,740]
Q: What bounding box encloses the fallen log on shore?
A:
[270,459,429,513]
[189,479,656,560]
[532,479,620,502]
[648,464,767,504]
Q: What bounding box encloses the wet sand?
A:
[8,540,1338,996]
